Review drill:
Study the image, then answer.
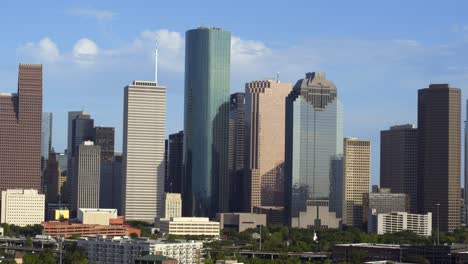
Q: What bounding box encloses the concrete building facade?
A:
[418,84,461,232]
[216,213,266,232]
[123,81,166,222]
[343,138,371,227]
[78,208,118,225]
[163,193,182,219]
[245,80,292,217]
[159,217,220,237]
[183,27,231,217]
[0,64,42,201]
[1,189,45,226]
[73,141,101,211]
[380,124,418,212]
[377,212,432,236]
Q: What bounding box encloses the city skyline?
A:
[0,1,467,187]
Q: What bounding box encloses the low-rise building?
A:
[376,212,432,236]
[77,236,203,264]
[1,189,45,227]
[78,208,118,225]
[159,217,220,237]
[134,255,177,264]
[290,200,341,229]
[216,213,266,232]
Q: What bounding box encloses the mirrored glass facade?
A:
[285,72,343,224]
[183,27,231,217]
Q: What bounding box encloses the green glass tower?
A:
[183,27,231,217]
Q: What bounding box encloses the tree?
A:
[25,236,33,248]
[63,243,88,264]
[23,249,55,264]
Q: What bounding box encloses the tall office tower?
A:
[163,193,182,219]
[380,124,418,212]
[164,139,168,191]
[67,112,94,204]
[167,131,184,193]
[183,27,231,217]
[41,112,53,169]
[72,141,101,211]
[245,80,292,219]
[329,155,344,218]
[465,100,468,225]
[112,154,123,213]
[0,64,42,196]
[93,126,115,162]
[343,138,371,227]
[418,84,461,232]
[123,81,166,222]
[44,149,61,204]
[285,72,343,226]
[228,93,246,212]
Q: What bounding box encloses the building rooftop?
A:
[135,254,176,261]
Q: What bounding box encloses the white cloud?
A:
[17,37,60,63]
[73,38,99,64]
[393,39,421,47]
[67,8,116,21]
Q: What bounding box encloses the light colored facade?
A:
[163,193,182,219]
[73,141,100,211]
[216,213,266,232]
[159,217,220,237]
[291,200,341,229]
[1,189,45,226]
[123,80,166,222]
[78,236,203,264]
[78,208,118,225]
[465,100,468,225]
[377,212,432,236]
[245,80,292,214]
[343,138,370,227]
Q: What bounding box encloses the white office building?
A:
[1,189,45,227]
[377,212,432,236]
[163,193,182,219]
[123,81,166,222]
[159,217,220,237]
[78,208,118,225]
[77,236,203,264]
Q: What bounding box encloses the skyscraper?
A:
[123,81,166,222]
[112,154,123,213]
[41,112,53,169]
[183,27,231,217]
[167,131,184,194]
[245,80,292,219]
[93,126,115,163]
[67,112,94,205]
[44,149,61,204]
[285,72,343,226]
[72,141,101,211]
[465,100,468,225]
[0,64,42,196]
[380,124,418,212]
[228,93,246,212]
[418,84,461,232]
[343,138,371,227]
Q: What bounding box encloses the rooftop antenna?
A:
[154,39,160,84]
[276,72,280,83]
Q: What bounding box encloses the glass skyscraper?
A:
[41,112,53,161]
[285,72,344,224]
[183,27,231,217]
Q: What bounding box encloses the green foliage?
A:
[1,223,43,237]
[63,242,88,264]
[403,255,430,264]
[23,249,56,264]
[130,232,138,238]
[69,234,81,239]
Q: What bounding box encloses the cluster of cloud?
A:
[67,8,116,21]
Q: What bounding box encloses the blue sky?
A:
[0,0,467,185]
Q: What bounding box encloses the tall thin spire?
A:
[155,47,158,84]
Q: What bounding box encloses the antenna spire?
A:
[155,47,158,84]
[276,72,280,83]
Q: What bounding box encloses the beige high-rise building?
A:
[123,81,166,222]
[343,138,371,227]
[163,193,182,219]
[1,189,45,227]
[245,80,292,215]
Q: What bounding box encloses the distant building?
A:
[112,154,123,212]
[216,213,266,232]
[183,27,231,217]
[159,217,220,237]
[343,138,370,227]
[77,236,203,264]
[329,155,344,218]
[72,141,101,212]
[245,80,292,219]
[1,189,45,226]
[228,93,246,212]
[380,124,418,212]
[123,81,166,222]
[93,126,115,162]
[43,149,61,205]
[363,187,409,232]
[377,212,432,236]
[285,72,343,226]
[163,193,182,219]
[42,219,140,238]
[41,112,53,171]
[0,64,42,203]
[134,255,177,264]
[464,100,468,225]
[291,200,341,229]
[418,84,461,232]
[167,131,184,193]
[78,208,118,225]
